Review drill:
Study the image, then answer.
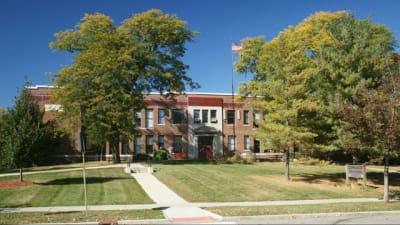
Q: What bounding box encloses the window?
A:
[228,136,235,151]
[134,136,142,154]
[146,135,153,154]
[253,112,260,128]
[211,110,217,123]
[135,110,142,128]
[193,109,201,123]
[172,109,183,124]
[254,138,260,153]
[173,136,182,153]
[158,109,165,125]
[146,109,154,128]
[122,140,130,154]
[227,110,235,124]
[202,110,208,123]
[244,136,250,150]
[158,135,165,149]
[244,110,249,125]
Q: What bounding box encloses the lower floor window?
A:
[122,141,130,154]
[244,135,250,150]
[228,135,235,151]
[134,136,142,154]
[173,136,182,153]
[146,135,154,154]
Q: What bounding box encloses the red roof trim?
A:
[188,97,223,106]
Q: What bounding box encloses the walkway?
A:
[130,163,223,223]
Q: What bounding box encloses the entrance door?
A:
[198,136,213,159]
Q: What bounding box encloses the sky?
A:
[1,0,399,108]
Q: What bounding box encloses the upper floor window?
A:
[158,109,165,125]
[146,109,154,128]
[135,110,142,128]
[202,110,208,123]
[253,112,260,128]
[211,110,217,123]
[193,109,201,123]
[172,109,184,124]
[244,110,249,125]
[227,110,235,124]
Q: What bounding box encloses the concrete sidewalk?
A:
[130,163,223,223]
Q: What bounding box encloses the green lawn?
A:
[0,167,153,207]
[153,161,400,202]
[0,161,114,174]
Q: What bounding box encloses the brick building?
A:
[28,85,266,161]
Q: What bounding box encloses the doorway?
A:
[198,136,213,159]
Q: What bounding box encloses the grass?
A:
[205,201,400,216]
[0,167,153,207]
[152,161,400,202]
[0,209,164,225]
[0,161,113,174]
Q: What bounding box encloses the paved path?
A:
[130,163,223,223]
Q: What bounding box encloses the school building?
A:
[29,85,268,161]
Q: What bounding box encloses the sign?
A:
[345,164,367,185]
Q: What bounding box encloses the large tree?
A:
[236,12,338,180]
[50,10,199,163]
[236,11,396,180]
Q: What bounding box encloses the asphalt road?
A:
[222,211,400,224]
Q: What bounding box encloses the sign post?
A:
[345,164,367,186]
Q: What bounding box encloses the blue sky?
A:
[0,0,399,108]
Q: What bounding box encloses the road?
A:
[222,211,400,224]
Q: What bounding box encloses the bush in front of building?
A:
[154,150,167,160]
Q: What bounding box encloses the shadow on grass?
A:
[365,172,400,186]
[152,159,219,165]
[293,172,346,184]
[293,171,400,185]
[39,177,128,186]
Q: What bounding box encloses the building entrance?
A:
[198,136,213,159]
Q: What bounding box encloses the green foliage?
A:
[0,82,58,170]
[236,11,397,163]
[50,10,199,163]
[153,150,167,160]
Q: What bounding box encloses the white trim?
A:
[26,85,58,89]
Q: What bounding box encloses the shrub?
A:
[154,150,167,160]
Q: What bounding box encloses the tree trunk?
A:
[285,148,290,181]
[112,141,121,164]
[384,142,390,203]
[19,167,23,182]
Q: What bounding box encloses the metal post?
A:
[80,129,88,212]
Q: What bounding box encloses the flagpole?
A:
[231,39,236,154]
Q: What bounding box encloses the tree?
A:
[340,55,400,202]
[50,10,199,163]
[236,11,396,180]
[0,82,57,180]
[236,13,334,180]
[316,13,396,160]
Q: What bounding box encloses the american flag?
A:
[231,43,243,53]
